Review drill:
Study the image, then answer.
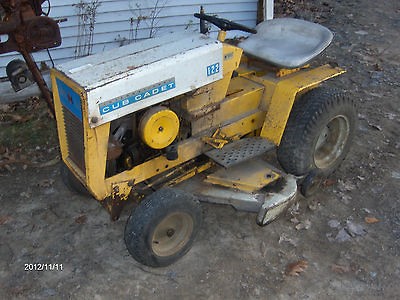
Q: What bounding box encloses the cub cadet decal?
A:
[99,78,176,115]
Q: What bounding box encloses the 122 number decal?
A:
[207,63,220,76]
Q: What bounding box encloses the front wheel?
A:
[60,163,90,196]
[124,188,202,267]
[277,87,357,177]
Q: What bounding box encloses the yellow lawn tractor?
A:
[51,12,357,267]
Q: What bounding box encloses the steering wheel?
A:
[194,13,257,34]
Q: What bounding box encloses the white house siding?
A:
[0,0,260,77]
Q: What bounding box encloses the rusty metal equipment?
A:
[0,0,61,112]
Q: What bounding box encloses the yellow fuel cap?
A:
[139,106,180,149]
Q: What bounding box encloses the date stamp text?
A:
[24,263,63,271]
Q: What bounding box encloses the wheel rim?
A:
[314,115,350,169]
[151,212,194,257]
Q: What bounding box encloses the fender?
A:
[260,64,345,145]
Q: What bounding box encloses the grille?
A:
[62,106,86,174]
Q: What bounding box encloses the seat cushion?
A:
[239,18,333,68]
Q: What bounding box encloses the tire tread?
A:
[124,188,202,267]
[277,87,357,176]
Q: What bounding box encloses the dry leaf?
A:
[295,219,311,230]
[278,234,298,247]
[362,208,371,214]
[285,260,308,276]
[38,179,55,188]
[308,201,318,211]
[338,180,356,192]
[331,264,351,274]
[288,201,300,215]
[328,219,340,228]
[335,228,352,242]
[0,145,6,155]
[4,164,13,172]
[0,215,12,225]
[365,216,379,224]
[323,178,336,187]
[0,104,12,112]
[260,241,267,258]
[1,113,32,123]
[369,123,382,131]
[345,221,367,237]
[75,215,87,224]
[13,114,32,122]
[0,149,31,169]
[20,191,31,198]
[35,156,60,168]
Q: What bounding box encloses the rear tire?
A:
[124,188,202,267]
[277,87,357,177]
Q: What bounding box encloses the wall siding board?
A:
[0,0,259,77]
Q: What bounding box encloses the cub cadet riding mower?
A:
[51,12,357,267]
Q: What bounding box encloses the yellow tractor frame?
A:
[51,32,344,220]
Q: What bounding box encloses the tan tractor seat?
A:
[239,18,333,69]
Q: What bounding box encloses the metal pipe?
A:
[19,48,55,115]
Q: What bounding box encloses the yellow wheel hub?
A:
[139,106,180,149]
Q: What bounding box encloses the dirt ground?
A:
[0,0,399,299]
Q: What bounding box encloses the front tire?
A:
[277,87,357,177]
[124,188,202,267]
[60,163,90,196]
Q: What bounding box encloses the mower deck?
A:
[178,137,298,226]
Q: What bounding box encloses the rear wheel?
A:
[124,188,202,267]
[277,87,357,179]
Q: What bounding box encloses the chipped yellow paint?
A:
[111,181,133,201]
[276,65,309,77]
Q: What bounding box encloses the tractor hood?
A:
[53,32,223,127]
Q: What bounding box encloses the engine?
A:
[106,99,192,176]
